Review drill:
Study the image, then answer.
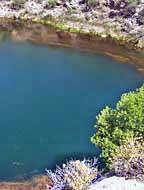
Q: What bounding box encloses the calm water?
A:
[0,39,143,180]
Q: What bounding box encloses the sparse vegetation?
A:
[43,0,58,8]
[110,136,144,181]
[11,0,27,8]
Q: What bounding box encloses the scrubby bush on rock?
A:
[42,0,59,9]
[110,136,144,181]
[11,0,27,9]
[87,0,99,7]
[91,85,144,168]
[46,158,98,190]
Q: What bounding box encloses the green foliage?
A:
[12,0,27,7]
[91,85,144,168]
[43,0,58,8]
[88,0,99,7]
[126,0,137,6]
[110,136,144,181]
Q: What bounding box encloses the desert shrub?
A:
[43,0,58,8]
[110,136,144,181]
[91,85,144,168]
[126,0,137,6]
[87,0,99,7]
[46,158,98,190]
[12,0,27,6]
[10,0,27,10]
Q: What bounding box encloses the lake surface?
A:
[0,38,143,180]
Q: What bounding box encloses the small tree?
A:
[91,85,144,168]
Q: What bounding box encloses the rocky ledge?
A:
[88,176,144,190]
[0,0,144,49]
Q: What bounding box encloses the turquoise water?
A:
[0,40,143,180]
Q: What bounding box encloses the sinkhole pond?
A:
[0,36,143,180]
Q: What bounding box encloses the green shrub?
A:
[88,0,99,7]
[110,136,144,181]
[126,0,137,6]
[43,0,58,8]
[91,85,144,168]
[11,0,27,8]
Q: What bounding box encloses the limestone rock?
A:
[88,176,144,190]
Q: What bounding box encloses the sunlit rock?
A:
[88,176,144,190]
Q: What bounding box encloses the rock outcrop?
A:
[88,176,144,190]
[0,0,144,49]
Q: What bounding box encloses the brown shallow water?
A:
[0,19,144,73]
[0,175,52,190]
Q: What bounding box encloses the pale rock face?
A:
[25,1,44,15]
[140,0,144,4]
[88,176,144,190]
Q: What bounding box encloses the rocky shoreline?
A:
[0,0,144,50]
[1,19,144,73]
[0,175,52,190]
[0,176,144,190]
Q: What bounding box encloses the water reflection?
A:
[0,19,144,72]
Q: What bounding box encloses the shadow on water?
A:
[0,19,144,73]
[49,151,101,169]
[5,151,102,182]
[33,151,102,178]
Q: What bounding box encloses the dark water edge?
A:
[0,20,143,181]
[0,19,144,73]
